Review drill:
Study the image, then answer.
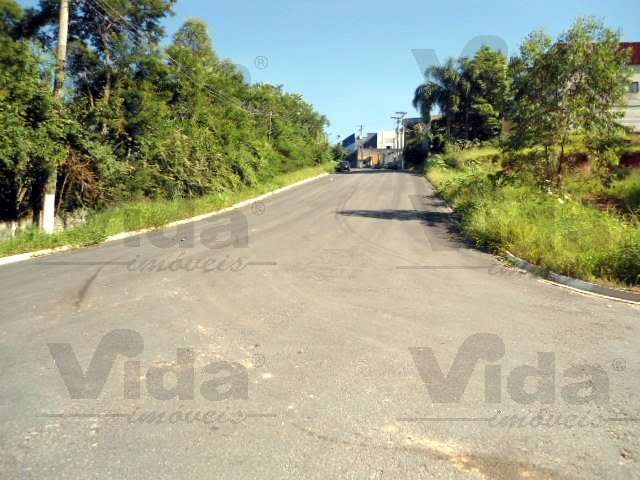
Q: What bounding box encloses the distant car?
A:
[385,163,400,170]
[336,161,351,173]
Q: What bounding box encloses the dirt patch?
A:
[582,194,628,214]
[621,153,640,169]
[291,422,569,479]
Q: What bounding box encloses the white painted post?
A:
[40,0,69,234]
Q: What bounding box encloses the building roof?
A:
[341,133,356,148]
[620,42,640,65]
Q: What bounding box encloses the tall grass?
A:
[0,163,334,258]
[609,170,640,213]
[434,146,501,169]
[427,159,640,287]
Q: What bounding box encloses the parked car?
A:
[336,160,351,173]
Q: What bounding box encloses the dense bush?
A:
[0,2,332,223]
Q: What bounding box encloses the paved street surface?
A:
[0,170,638,479]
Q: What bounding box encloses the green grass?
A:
[0,163,334,258]
[625,134,640,154]
[562,169,640,214]
[434,146,501,169]
[427,151,640,287]
[609,170,640,213]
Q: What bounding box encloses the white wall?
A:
[376,130,397,149]
[618,65,640,133]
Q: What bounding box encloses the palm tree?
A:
[412,58,463,137]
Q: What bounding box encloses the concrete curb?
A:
[502,251,640,305]
[0,172,330,268]
[424,175,640,306]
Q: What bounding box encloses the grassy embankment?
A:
[426,146,640,287]
[0,163,334,258]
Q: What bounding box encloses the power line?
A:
[84,0,270,118]
[90,0,311,125]
[88,0,249,111]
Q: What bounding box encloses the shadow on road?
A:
[337,200,475,252]
[337,208,451,225]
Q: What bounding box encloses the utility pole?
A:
[41,0,69,233]
[391,116,401,166]
[267,111,273,141]
[355,125,363,167]
[396,112,407,170]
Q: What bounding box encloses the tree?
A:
[0,0,65,222]
[467,47,510,139]
[26,0,176,140]
[0,0,21,36]
[413,58,461,137]
[508,18,632,186]
[331,144,348,162]
[25,0,179,203]
[0,7,333,228]
[413,49,510,142]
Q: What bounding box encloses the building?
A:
[342,130,401,168]
[374,130,399,150]
[619,43,640,133]
[341,134,358,155]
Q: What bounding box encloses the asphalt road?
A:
[0,170,638,479]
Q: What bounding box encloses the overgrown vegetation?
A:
[413,18,635,182]
[507,19,632,187]
[0,0,334,238]
[0,163,334,257]
[428,146,640,287]
[418,18,640,287]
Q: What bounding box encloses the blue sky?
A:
[20,0,640,142]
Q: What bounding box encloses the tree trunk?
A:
[445,112,452,137]
[557,142,565,189]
